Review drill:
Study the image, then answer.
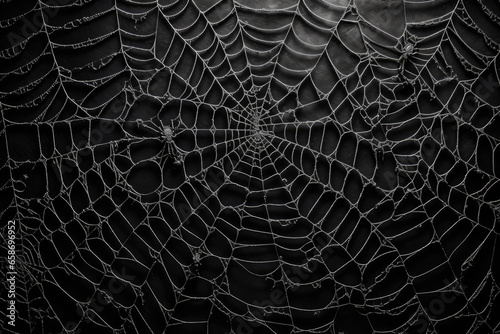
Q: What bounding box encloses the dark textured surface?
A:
[1,0,500,333]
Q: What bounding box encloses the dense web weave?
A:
[1,0,500,333]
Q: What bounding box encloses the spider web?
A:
[1,0,500,333]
